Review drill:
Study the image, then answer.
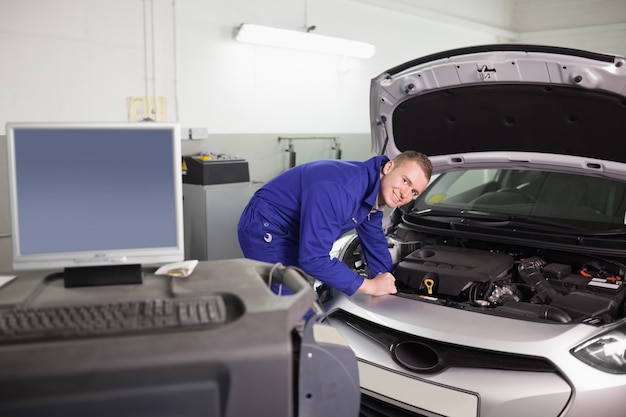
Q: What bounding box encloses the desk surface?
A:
[1,258,312,314]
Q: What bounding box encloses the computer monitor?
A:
[6,122,184,286]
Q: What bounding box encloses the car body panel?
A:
[427,151,626,182]
[330,319,572,417]
[325,292,626,417]
[369,44,626,164]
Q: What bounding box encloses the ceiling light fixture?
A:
[235,23,376,59]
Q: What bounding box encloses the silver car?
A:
[324,45,626,417]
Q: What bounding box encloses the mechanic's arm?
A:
[298,183,366,295]
[353,210,397,296]
[298,182,396,297]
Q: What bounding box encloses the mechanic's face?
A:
[379,159,429,208]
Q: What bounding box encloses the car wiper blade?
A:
[511,217,626,239]
[408,208,589,234]
[410,208,511,221]
[408,208,626,237]
[509,217,626,237]
[505,216,587,232]
[584,228,626,237]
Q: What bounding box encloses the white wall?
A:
[513,0,626,55]
[511,0,626,33]
[518,24,626,56]
[0,0,506,134]
[0,0,505,181]
[0,0,507,271]
[1,0,624,271]
[353,0,515,33]
[1,0,624,139]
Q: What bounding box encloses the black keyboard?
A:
[0,297,227,343]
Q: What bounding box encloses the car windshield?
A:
[411,169,626,233]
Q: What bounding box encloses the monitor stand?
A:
[63,264,143,288]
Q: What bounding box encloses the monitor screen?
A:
[6,122,184,284]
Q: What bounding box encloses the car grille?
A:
[360,393,428,417]
[329,311,559,374]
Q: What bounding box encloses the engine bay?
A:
[339,224,626,326]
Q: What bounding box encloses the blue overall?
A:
[237,156,392,295]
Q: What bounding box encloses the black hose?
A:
[499,300,572,323]
[518,256,562,303]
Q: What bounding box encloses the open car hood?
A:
[370,44,626,174]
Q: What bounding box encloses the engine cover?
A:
[394,245,514,297]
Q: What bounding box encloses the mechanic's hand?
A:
[357,272,398,296]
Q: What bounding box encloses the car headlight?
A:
[572,323,626,374]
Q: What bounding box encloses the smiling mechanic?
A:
[237,150,433,296]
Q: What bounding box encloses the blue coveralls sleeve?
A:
[355,210,393,277]
[297,181,365,295]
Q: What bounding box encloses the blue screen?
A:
[12,127,179,256]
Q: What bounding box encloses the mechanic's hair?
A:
[392,150,433,180]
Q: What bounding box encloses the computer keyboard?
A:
[0,296,227,343]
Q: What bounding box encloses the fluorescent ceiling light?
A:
[235,23,376,59]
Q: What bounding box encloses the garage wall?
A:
[1,0,624,271]
[511,0,626,33]
[513,0,626,54]
[0,0,504,134]
[0,0,508,270]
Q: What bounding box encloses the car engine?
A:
[338,224,626,325]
